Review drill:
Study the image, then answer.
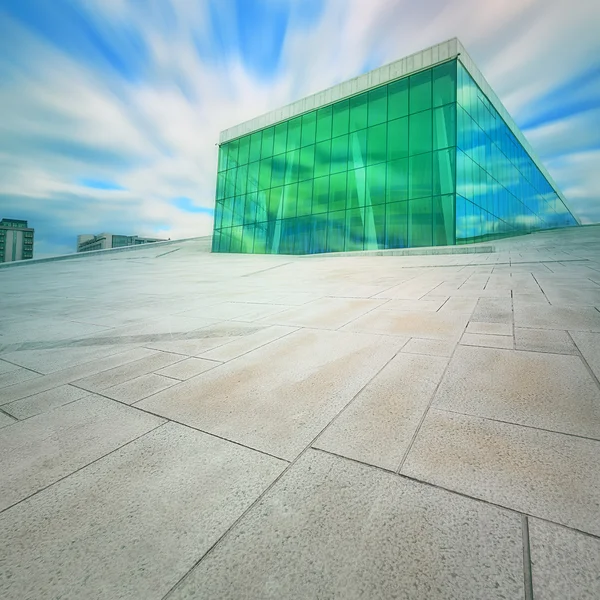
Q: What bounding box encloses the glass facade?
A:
[212,58,577,254]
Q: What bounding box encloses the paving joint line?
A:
[522,515,534,600]
[566,330,600,393]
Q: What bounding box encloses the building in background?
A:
[0,218,34,262]
[212,38,579,255]
[76,233,166,253]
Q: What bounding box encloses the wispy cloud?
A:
[0,0,598,258]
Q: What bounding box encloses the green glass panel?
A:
[294,216,311,254]
[315,139,331,178]
[433,148,455,196]
[230,226,243,253]
[284,149,300,184]
[367,123,387,165]
[408,196,433,247]
[387,117,408,161]
[347,167,365,209]
[312,175,329,214]
[385,201,407,248]
[238,135,250,165]
[218,228,231,252]
[236,164,248,191]
[250,131,262,162]
[246,161,259,193]
[332,99,349,137]
[232,195,245,225]
[388,77,409,120]
[329,171,347,212]
[309,215,328,254]
[244,192,258,224]
[214,200,224,229]
[270,155,285,188]
[258,158,272,191]
[409,153,432,199]
[349,93,368,132]
[273,122,287,155]
[225,168,236,198]
[253,223,267,253]
[268,187,283,220]
[216,171,227,200]
[367,163,386,205]
[287,117,301,151]
[217,146,228,172]
[326,211,345,252]
[386,158,408,203]
[348,129,367,169]
[261,128,274,158]
[409,69,432,112]
[368,86,387,126]
[372,203,386,248]
[345,208,364,251]
[409,110,432,155]
[433,60,456,107]
[433,104,456,150]
[227,140,239,169]
[283,183,298,218]
[221,201,233,229]
[241,224,255,253]
[297,180,313,216]
[316,106,332,143]
[301,111,316,146]
[299,145,315,181]
[330,134,348,174]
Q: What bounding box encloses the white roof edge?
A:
[455,40,580,224]
[219,37,460,144]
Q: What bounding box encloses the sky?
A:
[0,0,598,258]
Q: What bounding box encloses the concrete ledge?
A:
[299,245,495,258]
[0,237,213,270]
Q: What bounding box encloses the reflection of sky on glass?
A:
[0,0,598,256]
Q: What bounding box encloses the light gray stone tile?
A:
[72,351,183,392]
[378,298,447,312]
[314,353,448,470]
[343,309,468,340]
[400,337,457,357]
[466,321,513,336]
[402,410,600,536]
[0,411,16,428]
[3,384,89,419]
[262,297,386,330]
[0,359,19,375]
[471,298,513,324]
[0,347,158,405]
[437,296,478,314]
[103,373,178,404]
[169,450,524,600]
[199,325,297,362]
[138,329,403,460]
[515,327,578,354]
[529,518,600,600]
[433,346,600,439]
[0,395,164,511]
[460,332,514,349]
[0,366,40,389]
[0,422,286,600]
[156,357,221,380]
[514,304,600,331]
[570,331,600,380]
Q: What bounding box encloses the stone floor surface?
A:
[1,225,600,599]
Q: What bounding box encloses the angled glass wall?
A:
[213,60,457,254]
[455,63,577,244]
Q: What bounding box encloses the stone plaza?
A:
[1,225,600,599]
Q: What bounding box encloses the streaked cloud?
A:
[0,0,598,257]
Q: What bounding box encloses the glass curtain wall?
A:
[213,60,457,254]
[455,63,577,244]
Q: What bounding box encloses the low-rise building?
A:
[0,218,34,262]
[76,233,165,253]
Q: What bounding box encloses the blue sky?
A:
[0,0,598,257]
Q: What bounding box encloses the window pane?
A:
[387,158,408,202]
[301,111,316,146]
[388,77,409,120]
[387,117,408,161]
[312,175,329,214]
[283,183,298,218]
[345,208,364,251]
[368,86,387,126]
[299,145,315,181]
[332,99,349,137]
[326,211,345,252]
[315,139,331,178]
[258,158,272,191]
[247,161,259,193]
[367,163,386,205]
[218,146,228,172]
[238,135,250,165]
[409,152,432,199]
[250,131,263,162]
[409,110,432,155]
[433,148,455,196]
[297,180,313,216]
[316,106,332,142]
[367,123,387,165]
[386,201,407,248]
[408,196,433,247]
[285,149,300,184]
[433,104,456,150]
[329,171,347,212]
[287,117,301,151]
[433,194,455,246]
[410,69,432,113]
[330,134,349,174]
[273,122,288,155]
[349,93,368,132]
[270,155,285,188]
[433,60,456,107]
